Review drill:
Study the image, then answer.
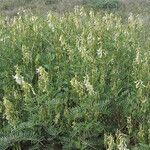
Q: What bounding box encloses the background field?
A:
[0,0,150,15]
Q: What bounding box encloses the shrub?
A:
[0,8,150,149]
[86,0,121,9]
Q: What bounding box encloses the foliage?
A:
[0,7,150,149]
[0,0,122,17]
[86,0,121,9]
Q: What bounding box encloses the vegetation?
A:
[0,6,150,149]
[0,0,122,16]
[86,0,121,9]
[1,0,150,150]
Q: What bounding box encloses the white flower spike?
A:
[13,74,25,85]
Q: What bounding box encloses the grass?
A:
[0,0,85,16]
[0,7,150,149]
[0,1,150,150]
[1,0,150,23]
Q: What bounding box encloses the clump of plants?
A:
[86,0,121,9]
[0,7,150,150]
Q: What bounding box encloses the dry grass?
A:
[0,0,85,16]
[1,0,150,17]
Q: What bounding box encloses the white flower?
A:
[36,66,43,74]
[36,68,40,74]
[128,12,134,22]
[135,80,146,89]
[48,22,55,32]
[13,74,25,85]
[84,75,95,95]
[97,48,103,58]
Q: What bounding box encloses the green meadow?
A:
[0,0,150,149]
